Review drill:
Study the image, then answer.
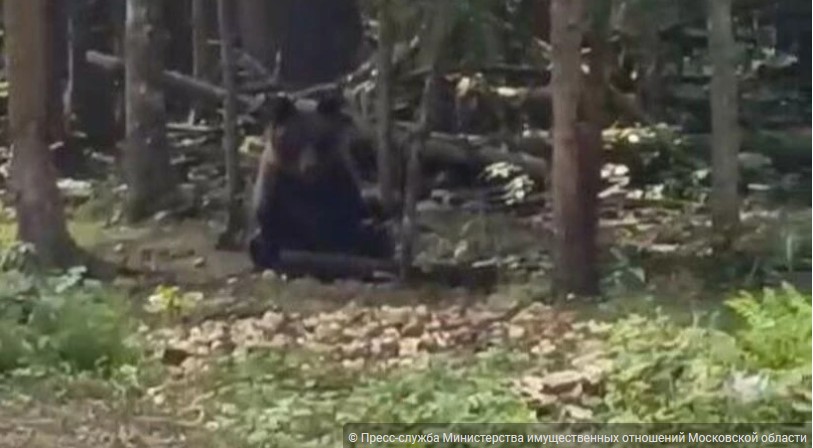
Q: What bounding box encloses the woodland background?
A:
[0,1,810,446]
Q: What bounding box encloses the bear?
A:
[248,95,393,274]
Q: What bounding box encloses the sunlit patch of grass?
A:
[0,219,107,250]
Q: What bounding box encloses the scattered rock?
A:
[539,370,584,394]
[562,404,593,421]
[258,311,285,332]
[398,337,422,357]
[530,339,557,356]
[507,324,526,339]
[342,358,365,370]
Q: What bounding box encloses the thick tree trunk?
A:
[532,0,551,42]
[236,0,278,72]
[5,0,81,268]
[66,0,118,146]
[376,2,396,213]
[707,0,740,245]
[164,0,193,116]
[192,0,216,80]
[285,0,363,87]
[123,0,177,221]
[551,0,598,297]
[216,0,244,248]
[164,0,192,75]
[564,3,609,298]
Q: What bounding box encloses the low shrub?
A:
[599,286,811,423]
[0,267,140,375]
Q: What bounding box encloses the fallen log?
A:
[87,50,552,180]
[276,250,497,290]
[396,126,550,179]
[277,250,397,279]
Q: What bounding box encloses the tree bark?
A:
[109,0,128,142]
[66,0,118,146]
[551,0,598,298]
[400,3,452,281]
[375,1,396,213]
[191,0,216,118]
[236,0,278,71]
[163,0,192,75]
[567,1,610,298]
[46,0,69,146]
[276,0,364,89]
[216,0,244,248]
[707,0,740,245]
[5,0,81,268]
[123,0,177,222]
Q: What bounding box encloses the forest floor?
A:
[0,190,810,447]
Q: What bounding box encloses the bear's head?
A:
[261,95,349,183]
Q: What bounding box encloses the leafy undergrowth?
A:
[144,286,807,446]
[0,267,139,374]
[0,255,809,447]
[600,285,811,423]
[198,351,538,447]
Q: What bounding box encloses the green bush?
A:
[0,267,140,374]
[600,286,811,423]
[726,284,812,370]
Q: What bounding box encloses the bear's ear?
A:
[262,95,297,126]
[315,95,344,117]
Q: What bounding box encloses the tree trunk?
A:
[532,0,551,42]
[551,0,598,297]
[236,0,278,71]
[236,0,364,89]
[707,0,740,245]
[191,0,216,118]
[216,0,244,248]
[66,0,118,146]
[164,0,193,117]
[277,0,363,88]
[46,0,68,146]
[164,0,193,75]
[110,0,128,142]
[5,0,81,268]
[123,0,177,222]
[400,3,451,281]
[376,2,396,213]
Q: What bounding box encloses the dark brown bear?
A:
[248,96,393,273]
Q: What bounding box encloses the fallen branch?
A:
[87,50,264,111]
[167,122,220,133]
